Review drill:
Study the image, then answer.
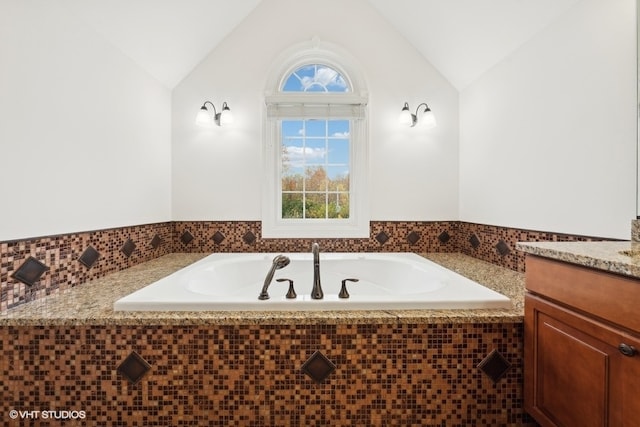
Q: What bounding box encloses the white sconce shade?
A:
[398,102,414,126]
[195,101,233,127]
[196,105,213,126]
[421,109,437,129]
[218,102,234,126]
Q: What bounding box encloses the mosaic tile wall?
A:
[0,223,173,312]
[0,323,537,426]
[1,220,613,313]
[455,222,613,272]
[172,220,458,254]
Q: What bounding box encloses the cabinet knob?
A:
[618,343,637,357]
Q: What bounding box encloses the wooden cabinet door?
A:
[525,294,640,427]
[525,297,615,427]
[609,332,640,426]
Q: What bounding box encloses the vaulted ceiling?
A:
[57,0,581,90]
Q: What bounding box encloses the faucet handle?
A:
[339,278,359,299]
[276,278,297,299]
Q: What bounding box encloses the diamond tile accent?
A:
[120,239,136,258]
[375,231,389,245]
[117,351,151,385]
[11,257,49,286]
[301,351,336,383]
[180,230,194,245]
[496,240,511,256]
[406,231,420,245]
[469,234,481,249]
[149,234,163,249]
[212,231,225,245]
[477,349,511,383]
[438,231,451,244]
[243,231,256,245]
[78,246,100,269]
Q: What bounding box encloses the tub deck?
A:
[0,252,525,326]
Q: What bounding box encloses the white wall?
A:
[0,1,172,241]
[459,0,636,239]
[172,0,459,222]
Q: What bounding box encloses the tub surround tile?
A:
[406,231,420,245]
[438,230,451,244]
[301,350,336,383]
[496,239,511,256]
[0,222,174,312]
[375,231,389,245]
[212,231,225,244]
[469,233,481,249]
[120,238,136,258]
[242,230,257,245]
[149,233,163,249]
[11,256,49,286]
[117,351,152,385]
[78,245,100,269]
[458,222,612,272]
[1,219,610,313]
[478,349,512,383]
[180,230,194,245]
[0,322,534,426]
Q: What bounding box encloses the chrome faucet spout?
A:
[311,242,323,299]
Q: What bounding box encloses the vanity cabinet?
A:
[524,255,640,427]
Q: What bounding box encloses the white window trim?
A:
[261,38,370,238]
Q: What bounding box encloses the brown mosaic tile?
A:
[0,222,173,313]
[457,222,616,272]
[0,322,536,426]
[0,219,615,313]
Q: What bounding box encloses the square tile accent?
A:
[120,239,136,258]
[375,231,389,245]
[243,231,256,245]
[11,256,49,286]
[78,246,100,269]
[117,351,151,385]
[301,350,336,383]
[438,231,451,244]
[180,230,195,245]
[469,233,481,249]
[149,234,163,249]
[496,239,511,256]
[212,231,225,245]
[478,349,511,383]
[406,231,420,245]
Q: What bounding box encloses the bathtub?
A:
[114,252,511,311]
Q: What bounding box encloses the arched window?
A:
[262,40,369,238]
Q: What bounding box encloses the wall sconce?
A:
[195,101,234,126]
[399,102,436,128]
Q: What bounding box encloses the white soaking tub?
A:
[113,252,511,311]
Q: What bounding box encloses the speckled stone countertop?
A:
[517,241,640,279]
[0,253,525,326]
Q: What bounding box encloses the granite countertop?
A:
[517,240,640,279]
[0,252,525,326]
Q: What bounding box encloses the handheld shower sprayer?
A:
[258,255,291,300]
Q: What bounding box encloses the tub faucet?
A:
[311,242,323,299]
[259,255,290,300]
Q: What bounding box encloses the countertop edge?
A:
[0,252,525,326]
